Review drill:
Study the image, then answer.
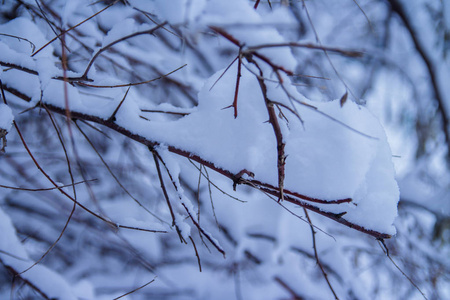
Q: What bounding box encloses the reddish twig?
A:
[189,236,202,272]
[76,64,187,88]
[75,122,165,223]
[232,52,242,118]
[251,60,286,202]
[210,26,294,75]
[4,266,52,300]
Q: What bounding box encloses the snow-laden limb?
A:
[33,64,398,238]
[0,1,398,238]
[144,64,399,236]
[0,208,77,300]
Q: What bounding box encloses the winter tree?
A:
[0,0,448,299]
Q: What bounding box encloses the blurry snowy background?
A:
[0,0,448,299]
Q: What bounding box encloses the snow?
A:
[0,17,53,58]
[142,64,399,235]
[0,104,13,131]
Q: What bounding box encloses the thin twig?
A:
[151,149,186,243]
[82,22,167,78]
[112,277,157,300]
[246,42,363,57]
[75,122,165,224]
[76,64,187,88]
[378,240,428,300]
[154,150,226,256]
[32,0,120,57]
[0,180,96,191]
[189,236,202,272]
[18,107,78,275]
[304,209,339,299]
[0,33,36,52]
[108,87,131,122]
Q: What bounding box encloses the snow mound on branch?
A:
[147,64,399,235]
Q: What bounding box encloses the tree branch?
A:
[32,101,391,239]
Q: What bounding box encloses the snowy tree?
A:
[0,0,448,299]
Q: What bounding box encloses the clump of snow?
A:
[0,17,54,58]
[141,63,399,235]
[0,104,13,131]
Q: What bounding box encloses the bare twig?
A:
[0,180,96,191]
[153,149,226,256]
[0,33,36,52]
[82,22,167,78]
[250,60,286,202]
[152,149,186,242]
[304,209,339,299]
[32,0,120,57]
[75,122,165,223]
[274,276,305,300]
[246,42,363,58]
[112,277,157,300]
[108,87,131,122]
[76,64,187,88]
[189,236,202,272]
[378,240,428,300]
